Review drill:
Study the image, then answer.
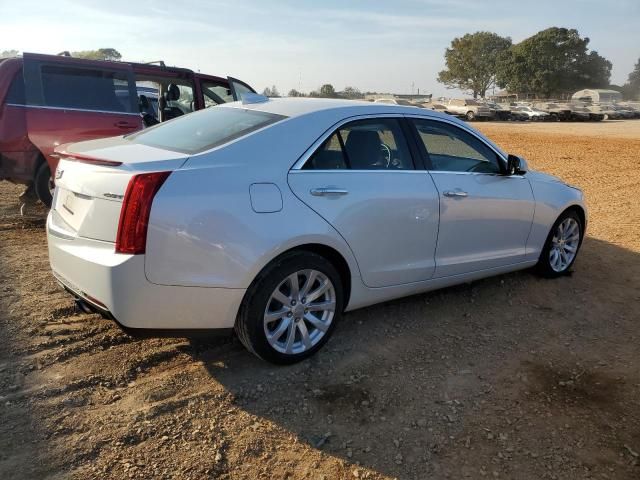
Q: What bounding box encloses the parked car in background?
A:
[513,106,550,121]
[533,102,572,121]
[586,103,619,120]
[47,98,586,363]
[614,104,640,119]
[485,102,512,121]
[0,52,255,206]
[569,105,592,121]
[445,99,492,121]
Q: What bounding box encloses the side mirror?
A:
[507,154,527,175]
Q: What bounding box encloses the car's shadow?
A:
[187,236,640,478]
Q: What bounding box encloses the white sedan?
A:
[47,97,587,363]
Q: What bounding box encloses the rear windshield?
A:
[126,106,286,154]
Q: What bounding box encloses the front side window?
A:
[126,106,286,154]
[40,65,134,113]
[202,81,233,107]
[303,118,414,170]
[413,119,502,174]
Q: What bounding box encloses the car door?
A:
[409,117,535,278]
[288,117,440,288]
[22,53,142,163]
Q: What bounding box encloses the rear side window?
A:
[303,118,414,170]
[39,65,135,113]
[126,106,286,154]
[5,68,25,104]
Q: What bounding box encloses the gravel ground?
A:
[0,120,639,480]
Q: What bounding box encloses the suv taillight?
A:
[115,171,171,255]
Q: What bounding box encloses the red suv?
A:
[0,53,255,206]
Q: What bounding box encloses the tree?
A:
[261,85,280,97]
[496,28,611,97]
[287,89,304,97]
[437,32,511,98]
[1,49,19,58]
[319,84,336,98]
[625,57,640,99]
[72,48,122,61]
[341,86,363,99]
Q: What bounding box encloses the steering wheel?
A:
[380,143,392,168]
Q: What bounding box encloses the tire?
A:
[535,210,583,278]
[34,162,53,207]
[465,111,475,121]
[235,251,344,364]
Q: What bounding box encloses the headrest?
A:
[166,84,180,101]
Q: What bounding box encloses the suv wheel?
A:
[236,251,343,364]
[34,163,54,207]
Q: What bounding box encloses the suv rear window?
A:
[40,65,134,113]
[126,106,286,154]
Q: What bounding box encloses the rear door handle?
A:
[443,190,468,198]
[310,187,349,196]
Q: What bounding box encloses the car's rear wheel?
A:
[236,251,343,364]
[536,210,583,278]
[34,162,54,207]
[466,111,475,121]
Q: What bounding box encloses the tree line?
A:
[262,84,364,99]
[438,27,639,100]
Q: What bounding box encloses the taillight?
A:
[115,171,171,254]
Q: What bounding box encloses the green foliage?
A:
[496,28,611,97]
[261,85,280,97]
[319,84,336,98]
[72,48,122,61]
[437,32,512,98]
[626,57,640,99]
[341,86,363,99]
[1,49,19,58]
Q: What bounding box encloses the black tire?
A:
[465,111,475,121]
[235,251,344,364]
[34,162,53,207]
[535,210,583,278]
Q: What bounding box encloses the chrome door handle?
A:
[310,187,349,196]
[443,190,468,198]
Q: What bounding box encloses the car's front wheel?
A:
[236,251,343,364]
[536,210,583,278]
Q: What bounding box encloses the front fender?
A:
[526,173,587,260]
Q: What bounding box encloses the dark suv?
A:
[0,53,254,206]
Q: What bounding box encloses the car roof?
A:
[220,97,453,121]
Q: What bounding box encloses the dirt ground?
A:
[0,120,639,480]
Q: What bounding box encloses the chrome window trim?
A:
[4,103,141,117]
[290,112,510,176]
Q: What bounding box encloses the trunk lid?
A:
[51,137,188,242]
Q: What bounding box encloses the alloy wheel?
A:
[263,269,336,355]
[549,217,580,272]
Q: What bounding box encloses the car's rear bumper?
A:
[47,212,245,331]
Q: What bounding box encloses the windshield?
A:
[126,107,287,154]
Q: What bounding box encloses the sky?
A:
[1,0,639,97]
